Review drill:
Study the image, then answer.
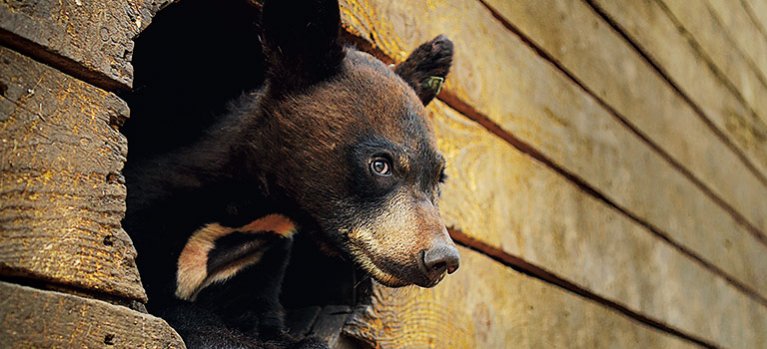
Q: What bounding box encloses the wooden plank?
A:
[0,281,184,348]
[701,0,767,82]
[743,0,767,37]
[343,247,700,349]
[338,0,767,306]
[430,100,767,348]
[0,47,146,302]
[0,0,173,90]
[587,0,767,184]
[658,0,767,126]
[483,0,767,251]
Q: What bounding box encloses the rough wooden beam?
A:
[430,100,767,348]
[343,247,700,349]
[0,281,184,348]
[0,0,173,91]
[338,0,767,310]
[0,47,146,302]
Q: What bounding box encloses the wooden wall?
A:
[337,0,767,348]
[0,0,186,347]
[1,0,766,348]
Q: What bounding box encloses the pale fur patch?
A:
[175,214,297,301]
[345,190,432,286]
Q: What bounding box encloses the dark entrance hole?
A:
[120,0,370,342]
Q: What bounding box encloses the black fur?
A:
[124,1,346,347]
[395,35,454,105]
[262,0,345,92]
[124,149,311,347]
[124,0,455,347]
[206,233,275,276]
[124,95,329,348]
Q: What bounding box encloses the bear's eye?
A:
[438,168,447,183]
[370,157,392,176]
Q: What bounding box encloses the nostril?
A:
[423,245,461,276]
[431,261,447,272]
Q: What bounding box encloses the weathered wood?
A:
[484,0,767,250]
[0,0,173,90]
[743,0,767,36]
[0,281,184,348]
[430,101,767,348]
[0,47,146,301]
[343,247,699,349]
[701,0,767,82]
[338,0,767,305]
[658,0,767,125]
[587,0,767,181]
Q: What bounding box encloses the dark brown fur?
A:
[124,0,457,347]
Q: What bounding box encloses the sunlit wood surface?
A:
[2,0,767,348]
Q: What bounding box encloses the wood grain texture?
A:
[483,0,767,251]
[588,0,767,182]
[0,281,184,348]
[0,47,146,301]
[0,0,173,90]
[743,0,767,37]
[338,0,767,304]
[700,0,767,82]
[658,0,767,125]
[430,100,767,349]
[343,247,699,349]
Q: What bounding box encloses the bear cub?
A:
[123,0,459,347]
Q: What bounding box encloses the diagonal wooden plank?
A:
[430,100,767,348]
[701,0,767,82]
[742,0,767,39]
[482,0,767,258]
[338,0,767,311]
[586,0,767,193]
[657,0,767,127]
[343,247,702,349]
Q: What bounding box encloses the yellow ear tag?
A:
[424,76,445,95]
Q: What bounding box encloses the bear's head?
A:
[251,0,459,288]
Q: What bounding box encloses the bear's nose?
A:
[422,244,460,277]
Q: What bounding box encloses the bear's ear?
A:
[395,35,454,106]
[262,0,345,90]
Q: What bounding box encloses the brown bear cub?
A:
[124,0,459,347]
